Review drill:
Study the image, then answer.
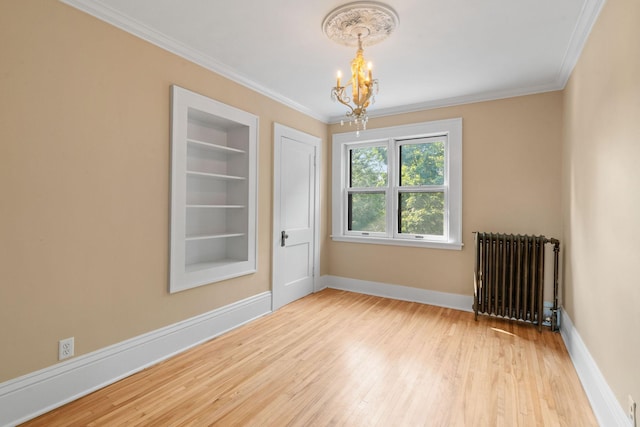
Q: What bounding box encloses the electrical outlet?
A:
[630,395,637,427]
[58,337,74,361]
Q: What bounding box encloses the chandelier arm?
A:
[332,89,356,115]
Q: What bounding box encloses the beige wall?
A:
[0,1,328,381]
[328,93,564,296]
[5,0,608,402]
[562,0,640,410]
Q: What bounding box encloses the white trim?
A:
[59,0,327,123]
[331,118,462,250]
[560,308,630,427]
[330,235,463,250]
[60,0,604,125]
[326,276,629,426]
[0,292,272,427]
[323,275,473,313]
[3,286,625,426]
[329,84,563,124]
[555,0,607,88]
[169,85,259,292]
[315,276,329,292]
[327,0,604,125]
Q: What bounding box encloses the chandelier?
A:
[323,2,399,134]
[332,34,377,132]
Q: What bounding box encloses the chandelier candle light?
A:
[323,2,399,135]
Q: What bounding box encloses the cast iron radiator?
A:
[473,232,560,331]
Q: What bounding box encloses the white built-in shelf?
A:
[185,259,246,273]
[186,233,246,241]
[187,138,246,154]
[169,85,258,293]
[186,204,246,209]
[186,171,246,181]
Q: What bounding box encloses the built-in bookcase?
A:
[170,85,257,293]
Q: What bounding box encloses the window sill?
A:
[330,235,463,250]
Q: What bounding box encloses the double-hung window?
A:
[332,118,462,250]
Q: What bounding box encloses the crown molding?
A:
[332,0,606,124]
[555,0,607,88]
[59,0,329,123]
[330,81,563,123]
[60,0,604,126]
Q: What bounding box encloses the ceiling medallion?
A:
[324,2,399,135]
[322,2,399,47]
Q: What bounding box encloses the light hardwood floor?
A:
[23,289,597,426]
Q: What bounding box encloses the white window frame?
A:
[331,118,462,250]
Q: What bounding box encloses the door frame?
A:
[272,123,322,311]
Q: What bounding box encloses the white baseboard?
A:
[314,275,328,293]
[325,276,630,426]
[322,275,474,312]
[0,291,272,427]
[3,285,625,427]
[560,308,630,427]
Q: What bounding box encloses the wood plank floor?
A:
[22,289,597,426]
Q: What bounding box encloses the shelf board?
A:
[186,233,245,241]
[185,259,247,273]
[187,171,246,181]
[186,204,245,209]
[187,138,246,154]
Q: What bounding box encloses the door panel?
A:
[273,125,320,310]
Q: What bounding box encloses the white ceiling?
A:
[61,0,604,123]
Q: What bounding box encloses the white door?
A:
[272,124,320,310]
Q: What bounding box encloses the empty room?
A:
[1,0,638,426]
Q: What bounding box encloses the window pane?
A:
[400,141,444,186]
[350,146,387,187]
[399,192,444,236]
[348,192,386,232]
